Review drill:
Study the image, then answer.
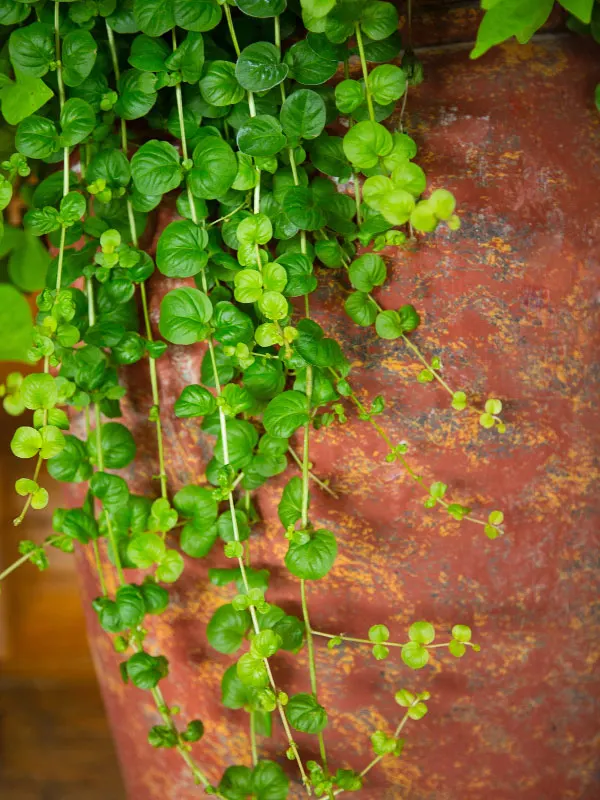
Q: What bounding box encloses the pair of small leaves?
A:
[16,98,95,158]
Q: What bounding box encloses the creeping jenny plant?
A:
[3,0,571,795]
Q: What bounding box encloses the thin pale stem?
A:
[249,711,258,767]
[16,2,70,527]
[106,21,168,500]
[401,334,454,396]
[150,684,221,794]
[0,536,61,583]
[328,369,499,532]
[287,447,338,499]
[355,24,375,122]
[301,580,329,776]
[0,551,35,582]
[93,402,124,585]
[91,540,108,596]
[333,703,417,797]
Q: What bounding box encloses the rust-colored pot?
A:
[72,22,600,800]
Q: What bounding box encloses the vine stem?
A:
[287,447,338,499]
[0,550,36,582]
[333,706,415,797]
[14,0,69,527]
[344,249,459,403]
[328,369,502,534]
[273,16,332,790]
[311,630,475,652]
[149,683,221,794]
[105,20,168,500]
[250,711,258,767]
[355,24,375,122]
[172,27,310,790]
[0,535,62,583]
[84,260,125,587]
[80,148,109,599]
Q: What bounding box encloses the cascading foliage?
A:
[0,0,552,796]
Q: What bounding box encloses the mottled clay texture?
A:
[73,34,600,800]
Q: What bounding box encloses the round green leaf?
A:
[88,422,136,469]
[181,522,218,558]
[159,287,213,345]
[62,29,97,88]
[285,40,337,86]
[237,115,287,158]
[189,136,238,199]
[280,89,326,142]
[344,291,378,326]
[335,79,365,113]
[39,425,66,459]
[9,22,54,78]
[263,390,308,437]
[285,529,337,581]
[348,253,387,292]
[60,98,95,146]
[128,34,170,72]
[173,484,218,527]
[173,0,222,32]
[234,269,263,304]
[235,42,288,92]
[237,0,286,17]
[284,186,325,231]
[287,693,328,734]
[236,652,269,688]
[360,1,399,41]
[207,604,250,654]
[401,641,430,669]
[156,549,185,583]
[10,426,42,459]
[391,162,426,197]
[174,385,216,418]
[258,291,288,321]
[133,0,175,36]
[128,532,166,569]
[131,140,182,196]
[15,115,57,159]
[408,620,435,644]
[343,120,393,169]
[156,220,208,277]
[200,60,245,106]
[126,652,169,690]
[21,373,57,410]
[369,63,406,105]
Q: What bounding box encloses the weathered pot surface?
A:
[71,30,600,800]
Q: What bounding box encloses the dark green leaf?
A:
[9,22,53,78]
[285,529,337,580]
[131,140,182,196]
[235,42,288,92]
[60,98,95,146]
[207,604,250,654]
[286,693,328,733]
[156,220,208,277]
[237,114,287,157]
[159,287,213,344]
[189,136,238,199]
[263,390,308,438]
[62,29,97,87]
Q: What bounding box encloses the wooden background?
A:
[0,361,125,799]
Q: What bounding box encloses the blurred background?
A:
[0,362,124,800]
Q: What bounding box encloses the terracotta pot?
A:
[72,21,600,800]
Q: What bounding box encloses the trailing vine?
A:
[3,0,584,795]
